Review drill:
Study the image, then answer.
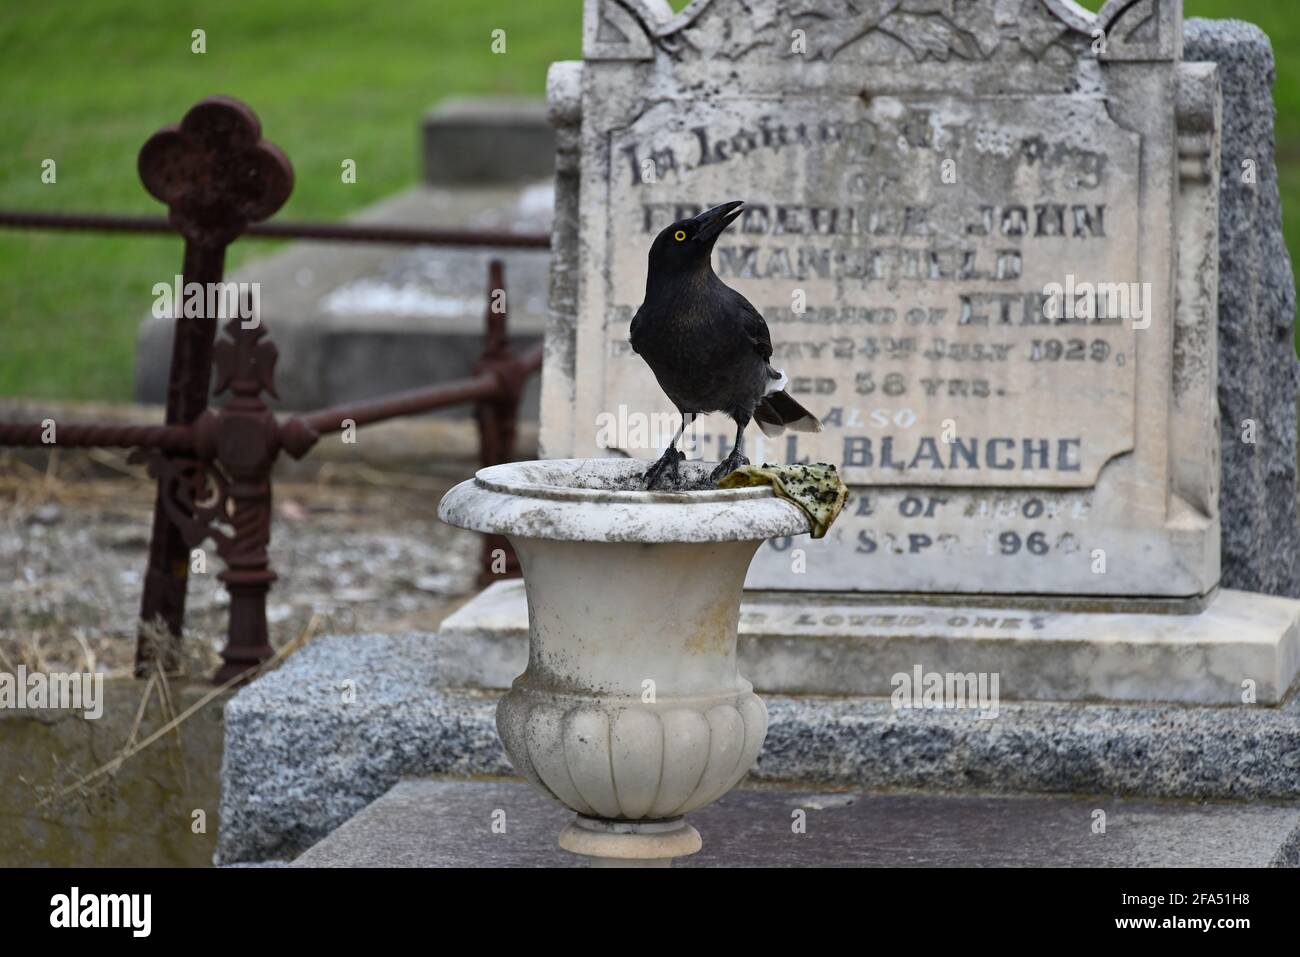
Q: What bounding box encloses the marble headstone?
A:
[542,0,1225,601]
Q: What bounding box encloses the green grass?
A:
[0,0,1296,400]
[0,0,580,400]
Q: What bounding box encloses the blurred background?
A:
[0,0,1295,402]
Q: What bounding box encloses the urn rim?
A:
[437,457,811,543]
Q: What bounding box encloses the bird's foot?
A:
[709,449,750,484]
[644,447,685,489]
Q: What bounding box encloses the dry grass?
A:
[35,613,327,811]
[0,448,480,678]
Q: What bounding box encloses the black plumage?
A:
[629,200,822,488]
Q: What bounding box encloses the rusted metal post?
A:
[195,311,285,684]
[474,260,525,585]
[133,97,292,674]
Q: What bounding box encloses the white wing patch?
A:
[765,367,789,395]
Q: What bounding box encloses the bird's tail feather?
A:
[754,390,822,437]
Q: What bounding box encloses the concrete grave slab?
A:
[290,776,1300,868]
[217,631,1300,864]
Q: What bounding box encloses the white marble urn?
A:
[438,458,810,865]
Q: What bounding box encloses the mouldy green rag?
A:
[718,462,848,539]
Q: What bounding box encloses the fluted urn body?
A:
[438,458,810,864]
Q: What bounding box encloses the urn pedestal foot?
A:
[559,815,702,868]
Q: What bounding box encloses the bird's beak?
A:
[692,201,745,244]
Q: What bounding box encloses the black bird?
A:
[630,200,822,488]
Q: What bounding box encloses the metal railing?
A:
[0,95,547,683]
[0,210,550,248]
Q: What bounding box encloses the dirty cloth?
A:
[718,463,848,539]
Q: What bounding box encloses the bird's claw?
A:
[709,450,750,483]
[644,448,685,489]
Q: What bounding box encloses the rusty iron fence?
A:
[0,95,548,684]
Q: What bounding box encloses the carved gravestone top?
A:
[540,0,1222,599]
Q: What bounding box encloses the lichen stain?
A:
[683,599,736,656]
[511,506,562,537]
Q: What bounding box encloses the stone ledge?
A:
[289,777,1300,868]
[422,97,554,185]
[439,581,1300,705]
[218,631,1300,864]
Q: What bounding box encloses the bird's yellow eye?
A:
[673,230,687,242]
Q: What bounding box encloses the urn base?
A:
[559,815,702,867]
